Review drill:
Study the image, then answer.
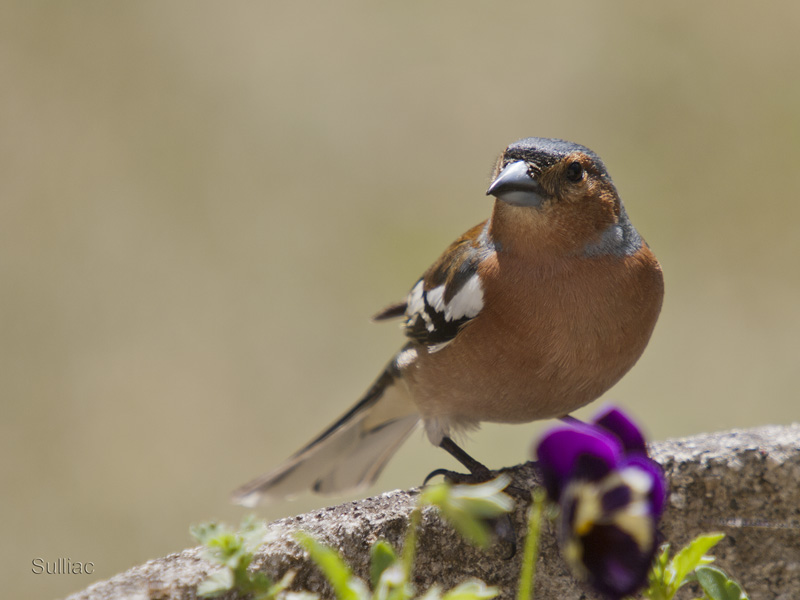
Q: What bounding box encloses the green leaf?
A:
[250,570,292,600]
[666,533,725,593]
[370,540,399,588]
[654,544,671,575]
[295,531,370,600]
[191,518,283,599]
[644,544,672,599]
[282,592,321,600]
[191,516,270,572]
[376,564,413,600]
[695,566,749,600]
[371,540,410,600]
[440,506,491,548]
[400,507,422,582]
[269,569,297,595]
[448,475,516,518]
[197,568,234,597]
[417,585,444,600]
[191,522,225,545]
[238,515,270,554]
[420,476,514,548]
[441,579,499,600]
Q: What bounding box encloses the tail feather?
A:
[232,364,420,507]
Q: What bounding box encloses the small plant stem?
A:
[401,506,422,580]
[516,489,546,600]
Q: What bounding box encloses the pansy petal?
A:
[579,523,656,599]
[535,425,622,501]
[572,452,615,483]
[620,455,668,518]
[592,407,647,455]
[600,483,632,514]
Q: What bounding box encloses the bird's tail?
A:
[231,362,420,507]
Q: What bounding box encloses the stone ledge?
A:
[66,424,800,600]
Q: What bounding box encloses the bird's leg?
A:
[440,436,493,476]
[423,436,492,486]
[424,437,531,501]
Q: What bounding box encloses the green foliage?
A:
[296,531,371,600]
[192,482,751,600]
[419,474,514,548]
[665,533,725,594]
[645,533,740,600]
[369,540,399,589]
[694,566,750,600]
[417,579,499,600]
[400,507,422,582]
[293,477,511,600]
[515,489,545,600]
[191,515,292,599]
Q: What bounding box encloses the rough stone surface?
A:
[65,424,800,600]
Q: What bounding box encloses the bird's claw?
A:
[422,467,493,487]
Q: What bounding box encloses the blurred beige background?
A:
[1,2,798,598]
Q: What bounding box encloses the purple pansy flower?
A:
[534,407,667,600]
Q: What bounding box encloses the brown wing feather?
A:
[372,302,408,321]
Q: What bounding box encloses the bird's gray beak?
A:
[486,160,546,208]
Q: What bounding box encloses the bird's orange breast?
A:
[403,246,663,428]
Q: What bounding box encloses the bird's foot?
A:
[428,436,532,500]
[422,466,491,486]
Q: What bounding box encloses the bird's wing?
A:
[376,221,494,353]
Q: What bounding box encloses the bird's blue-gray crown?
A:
[503,137,611,179]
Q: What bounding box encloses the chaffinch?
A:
[233,137,663,507]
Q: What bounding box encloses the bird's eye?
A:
[566,161,584,182]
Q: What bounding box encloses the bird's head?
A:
[486,138,635,256]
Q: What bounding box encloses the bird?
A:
[232,137,664,507]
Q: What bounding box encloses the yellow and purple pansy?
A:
[534,407,667,599]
